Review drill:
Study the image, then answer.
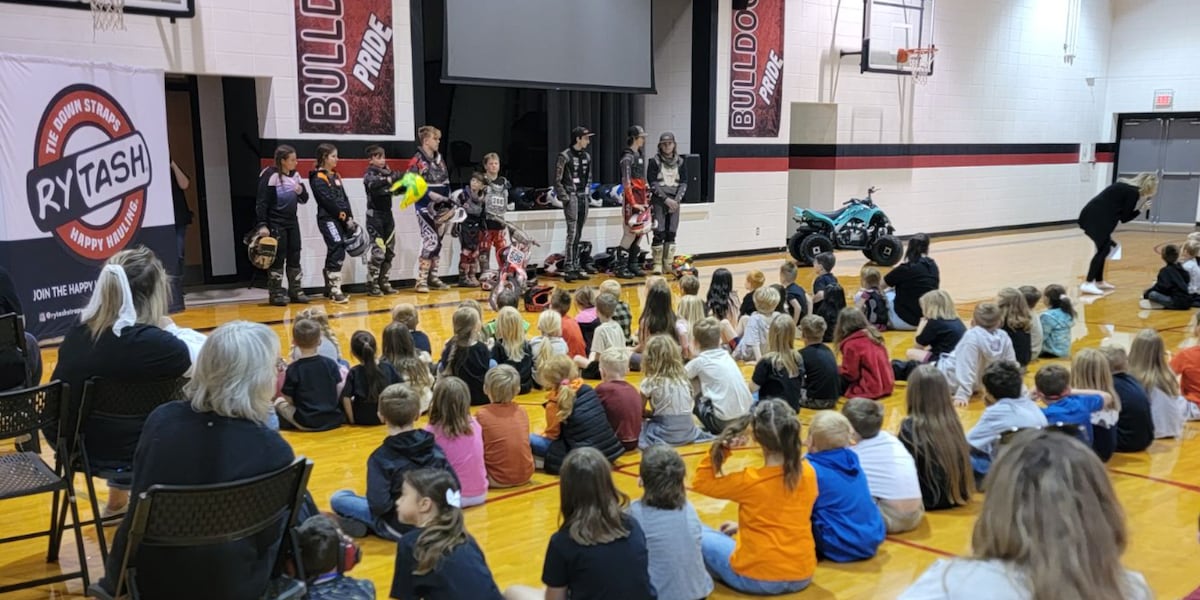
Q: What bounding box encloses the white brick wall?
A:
[645,0,693,155]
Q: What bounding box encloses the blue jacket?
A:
[1042,393,1103,444]
[1038,309,1074,357]
[806,448,886,562]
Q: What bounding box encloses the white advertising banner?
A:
[0,53,176,337]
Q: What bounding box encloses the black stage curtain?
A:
[547,91,645,186]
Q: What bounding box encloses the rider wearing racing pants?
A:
[362,145,401,296]
[553,126,594,283]
[646,131,687,276]
[615,125,650,279]
[407,126,454,293]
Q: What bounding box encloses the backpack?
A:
[862,289,889,331]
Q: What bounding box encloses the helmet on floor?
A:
[246,233,278,270]
[541,253,566,277]
[524,285,554,312]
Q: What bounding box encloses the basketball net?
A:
[898,47,937,85]
[90,0,126,33]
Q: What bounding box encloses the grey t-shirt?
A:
[627,500,713,600]
[899,558,1150,600]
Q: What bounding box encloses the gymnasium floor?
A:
[4,226,1200,600]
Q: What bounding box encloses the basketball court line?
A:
[1107,468,1200,494]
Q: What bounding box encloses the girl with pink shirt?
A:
[427,376,488,506]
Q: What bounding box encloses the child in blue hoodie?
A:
[1032,363,1115,446]
[805,410,886,562]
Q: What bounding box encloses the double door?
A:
[1116,116,1200,225]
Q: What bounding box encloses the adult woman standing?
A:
[97,321,295,600]
[1077,173,1157,295]
[50,247,195,516]
[256,145,311,306]
[310,143,354,303]
[647,132,687,276]
[883,234,939,331]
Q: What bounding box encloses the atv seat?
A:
[807,206,850,222]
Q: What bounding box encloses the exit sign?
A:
[1154,89,1174,110]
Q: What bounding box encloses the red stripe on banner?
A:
[787,153,1079,171]
[1095,151,1115,163]
[714,156,790,173]
[259,158,372,179]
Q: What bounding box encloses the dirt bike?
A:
[787,186,902,267]
[479,219,541,310]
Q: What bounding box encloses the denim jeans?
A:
[885,290,917,331]
[530,434,552,457]
[701,526,811,595]
[330,490,401,541]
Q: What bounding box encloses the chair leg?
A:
[47,486,61,562]
[64,479,91,589]
[85,470,109,562]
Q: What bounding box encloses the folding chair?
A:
[0,312,38,453]
[72,377,187,562]
[97,457,313,600]
[0,381,89,594]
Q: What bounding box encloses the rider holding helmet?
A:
[615,125,650,279]
[309,143,354,304]
[256,145,310,307]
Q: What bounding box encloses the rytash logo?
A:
[25,84,150,261]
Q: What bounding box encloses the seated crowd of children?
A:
[262,246,1190,599]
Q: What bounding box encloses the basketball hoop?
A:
[897,46,937,85]
[89,0,126,33]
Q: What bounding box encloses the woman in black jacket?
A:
[310,143,354,304]
[0,266,40,390]
[883,233,940,331]
[256,145,310,306]
[98,320,295,600]
[1077,173,1157,295]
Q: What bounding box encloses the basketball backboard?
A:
[861,0,935,76]
[0,0,192,18]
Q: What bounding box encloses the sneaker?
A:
[336,515,369,538]
[1097,281,1116,290]
[1139,299,1159,310]
[100,502,128,521]
[1079,282,1105,295]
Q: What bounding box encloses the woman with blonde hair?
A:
[900,430,1151,600]
[1128,328,1187,438]
[97,320,294,599]
[50,246,197,517]
[1071,348,1120,461]
[1078,172,1157,295]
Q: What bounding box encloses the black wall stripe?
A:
[712,142,1081,159]
[257,139,418,160]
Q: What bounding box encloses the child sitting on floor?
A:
[1130,328,1188,436]
[276,318,344,431]
[898,364,974,511]
[940,302,1017,406]
[997,287,1034,368]
[438,307,494,406]
[1019,285,1044,357]
[843,398,924,533]
[529,355,624,474]
[732,286,780,362]
[531,309,569,384]
[815,284,847,343]
[691,399,818,595]
[1038,284,1075,358]
[427,377,488,506]
[294,515,374,599]
[750,313,807,412]
[805,410,887,562]
[799,315,841,408]
[834,307,894,400]
[853,267,889,332]
[596,347,642,452]
[380,323,433,413]
[477,365,534,488]
[341,330,401,426]
[577,293,627,380]
[391,303,432,358]
[965,361,1048,483]
[330,383,454,540]
[1070,349,1122,462]
[639,335,713,448]
[780,261,810,325]
[600,279,634,345]
[893,290,965,381]
[629,445,714,600]
[491,307,534,394]
[738,269,767,317]
[687,317,754,433]
[1142,244,1192,310]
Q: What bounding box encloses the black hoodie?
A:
[366,429,456,534]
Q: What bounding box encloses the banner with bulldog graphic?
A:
[0,54,176,338]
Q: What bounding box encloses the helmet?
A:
[541,253,566,277]
[344,222,369,257]
[437,206,468,226]
[391,172,428,209]
[671,254,699,278]
[478,271,498,292]
[246,233,278,270]
[524,285,554,312]
[627,209,651,234]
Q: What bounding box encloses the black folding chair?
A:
[0,313,39,453]
[98,457,313,600]
[0,381,89,594]
[72,377,188,563]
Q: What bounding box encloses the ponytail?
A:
[537,354,579,421]
[555,383,578,422]
[749,399,805,491]
[404,469,468,575]
[1044,284,1077,320]
[351,331,384,403]
[710,415,752,476]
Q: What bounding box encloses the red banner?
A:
[295,0,395,135]
[727,0,785,138]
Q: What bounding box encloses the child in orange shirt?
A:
[691,399,817,595]
[477,365,534,488]
[1169,311,1200,420]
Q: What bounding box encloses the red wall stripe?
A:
[713,156,790,172]
[259,158,375,179]
[1095,151,1115,163]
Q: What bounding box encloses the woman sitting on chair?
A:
[49,247,200,517]
[97,321,296,600]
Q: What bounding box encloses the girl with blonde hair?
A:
[1129,328,1187,437]
[900,430,1151,600]
[1071,348,1120,461]
[531,309,568,384]
[1078,172,1157,295]
[426,377,488,506]
[898,364,973,509]
[380,322,434,412]
[638,335,713,448]
[527,355,623,474]
[897,290,966,382]
[677,294,706,357]
[996,287,1033,367]
[490,307,534,394]
[290,305,344,364]
[750,313,806,411]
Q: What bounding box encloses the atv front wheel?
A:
[790,232,834,266]
[867,234,903,266]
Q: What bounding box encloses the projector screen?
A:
[443,0,654,92]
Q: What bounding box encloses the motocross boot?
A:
[664,244,677,277]
[428,258,450,290]
[366,263,384,296]
[286,267,310,304]
[324,270,349,304]
[650,245,664,275]
[377,261,398,295]
[268,269,288,307]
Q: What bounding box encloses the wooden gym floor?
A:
[4,226,1200,600]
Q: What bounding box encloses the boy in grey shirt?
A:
[628,445,713,600]
[966,361,1047,481]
